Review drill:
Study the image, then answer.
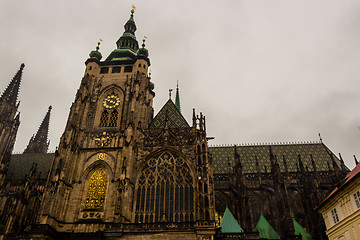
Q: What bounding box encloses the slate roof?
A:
[149,99,190,129]
[6,153,54,181]
[209,143,345,174]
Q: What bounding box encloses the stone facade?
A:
[0,9,351,240]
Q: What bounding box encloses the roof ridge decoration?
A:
[0,63,24,105]
[149,99,189,129]
[209,141,322,147]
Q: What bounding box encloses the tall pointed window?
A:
[84,168,107,209]
[135,152,194,223]
[100,110,109,127]
[109,110,118,127]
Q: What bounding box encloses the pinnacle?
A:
[23,106,51,154]
[0,63,25,105]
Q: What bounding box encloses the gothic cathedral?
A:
[0,8,350,240]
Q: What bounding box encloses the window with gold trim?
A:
[109,110,118,127]
[100,110,109,127]
[84,168,107,209]
[135,152,194,223]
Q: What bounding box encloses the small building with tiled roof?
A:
[315,162,360,240]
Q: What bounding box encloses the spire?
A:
[354,155,359,165]
[175,81,181,112]
[0,63,24,105]
[115,7,139,52]
[23,106,52,154]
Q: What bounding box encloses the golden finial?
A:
[131,5,136,13]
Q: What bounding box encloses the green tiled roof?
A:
[149,99,190,129]
[220,207,244,233]
[254,214,280,239]
[6,153,54,180]
[209,143,344,174]
[293,219,313,240]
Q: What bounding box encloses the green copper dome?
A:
[89,43,102,61]
[105,9,140,62]
[137,41,149,58]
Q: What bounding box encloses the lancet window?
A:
[84,168,107,209]
[135,152,194,223]
[109,110,118,127]
[100,110,109,127]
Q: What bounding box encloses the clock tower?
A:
[33,8,216,240]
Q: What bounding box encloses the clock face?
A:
[103,95,120,109]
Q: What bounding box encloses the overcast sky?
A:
[1,0,360,169]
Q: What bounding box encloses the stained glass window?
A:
[100,110,109,127]
[135,152,194,223]
[84,168,107,209]
[109,110,118,127]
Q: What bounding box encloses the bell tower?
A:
[33,8,216,240]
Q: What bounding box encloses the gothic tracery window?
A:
[135,152,194,223]
[100,110,109,127]
[84,168,107,209]
[109,110,118,127]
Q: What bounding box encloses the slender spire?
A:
[175,81,181,112]
[23,106,52,154]
[0,63,24,105]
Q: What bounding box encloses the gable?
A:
[149,99,190,129]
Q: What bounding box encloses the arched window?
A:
[135,152,194,223]
[100,110,109,127]
[84,168,107,209]
[109,110,118,127]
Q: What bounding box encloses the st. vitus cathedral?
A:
[0,9,350,240]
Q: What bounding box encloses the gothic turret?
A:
[23,106,51,154]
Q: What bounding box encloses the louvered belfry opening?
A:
[135,152,195,223]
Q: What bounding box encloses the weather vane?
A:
[131,5,136,13]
